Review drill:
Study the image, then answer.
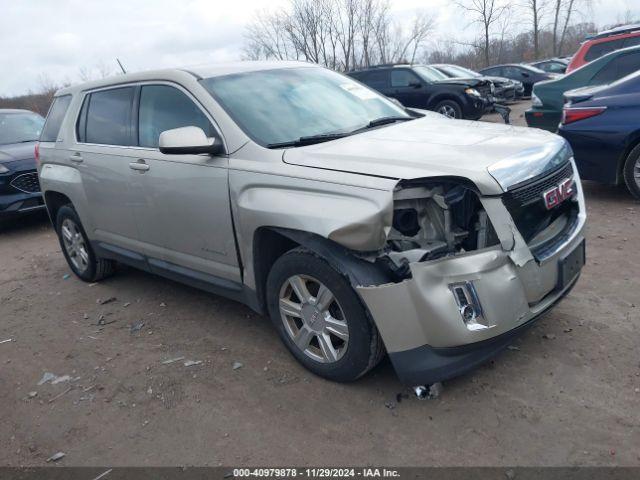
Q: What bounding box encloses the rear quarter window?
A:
[40,95,72,142]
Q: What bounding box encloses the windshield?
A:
[439,65,481,78]
[0,112,44,145]
[201,67,409,147]
[413,66,449,82]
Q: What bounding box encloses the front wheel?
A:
[266,248,384,382]
[434,100,463,119]
[623,144,640,200]
[56,205,115,282]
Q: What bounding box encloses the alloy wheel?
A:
[635,158,640,189]
[438,105,457,118]
[61,218,89,273]
[278,274,349,363]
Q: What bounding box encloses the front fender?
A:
[229,169,394,290]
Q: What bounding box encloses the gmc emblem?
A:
[542,178,574,210]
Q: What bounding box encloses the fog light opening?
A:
[449,281,492,331]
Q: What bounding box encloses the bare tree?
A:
[243,0,435,71]
[552,0,591,56]
[522,0,546,59]
[455,0,510,67]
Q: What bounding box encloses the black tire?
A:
[55,205,115,282]
[266,248,384,382]
[434,99,463,119]
[623,144,640,200]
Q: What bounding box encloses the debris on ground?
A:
[159,302,166,307]
[46,452,66,462]
[507,345,520,351]
[0,338,13,344]
[161,356,185,365]
[27,391,38,399]
[48,386,73,403]
[415,382,443,400]
[98,297,117,305]
[428,382,443,399]
[97,315,116,326]
[37,372,57,385]
[123,302,131,308]
[564,328,573,333]
[384,401,397,410]
[91,469,113,480]
[232,361,243,370]
[505,469,516,480]
[51,375,72,385]
[130,321,145,334]
[183,360,202,367]
[542,333,556,340]
[63,274,70,280]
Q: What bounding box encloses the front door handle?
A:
[129,160,150,172]
[69,153,83,163]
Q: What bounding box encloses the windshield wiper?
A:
[266,132,350,149]
[365,116,412,128]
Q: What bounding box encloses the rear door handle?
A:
[129,160,150,172]
[69,153,83,163]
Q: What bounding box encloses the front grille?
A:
[503,162,578,251]
[10,172,41,193]
[508,162,574,206]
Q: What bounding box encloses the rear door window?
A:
[85,87,135,146]
[623,35,640,47]
[591,52,640,84]
[40,95,72,142]
[361,70,389,89]
[137,85,214,148]
[584,39,625,62]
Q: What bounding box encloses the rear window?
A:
[40,95,72,142]
[359,70,388,89]
[85,87,134,145]
[584,38,625,62]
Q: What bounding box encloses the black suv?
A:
[0,109,46,221]
[348,64,494,120]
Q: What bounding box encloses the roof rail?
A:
[587,23,640,40]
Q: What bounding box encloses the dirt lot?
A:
[1,101,639,467]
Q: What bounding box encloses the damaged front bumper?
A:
[356,164,586,385]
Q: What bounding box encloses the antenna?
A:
[116,58,127,74]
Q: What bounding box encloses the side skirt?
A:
[92,241,263,314]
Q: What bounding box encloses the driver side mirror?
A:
[159,126,223,155]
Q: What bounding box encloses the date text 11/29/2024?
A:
[232,468,400,477]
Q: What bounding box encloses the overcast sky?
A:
[1,0,638,97]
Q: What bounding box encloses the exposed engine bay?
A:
[376,180,500,281]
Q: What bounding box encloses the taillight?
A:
[561,106,606,125]
[34,142,40,167]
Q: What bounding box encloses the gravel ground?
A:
[1,101,639,467]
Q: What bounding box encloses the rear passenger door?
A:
[132,83,240,284]
[74,86,145,257]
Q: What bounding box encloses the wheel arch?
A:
[43,190,73,227]
[252,227,392,314]
[618,130,640,184]
[428,93,464,110]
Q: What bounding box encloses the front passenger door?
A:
[132,84,240,284]
[390,69,426,108]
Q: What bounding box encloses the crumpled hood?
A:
[0,142,37,163]
[283,116,565,195]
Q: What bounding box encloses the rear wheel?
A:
[434,100,463,119]
[56,205,115,282]
[266,248,384,382]
[623,144,640,200]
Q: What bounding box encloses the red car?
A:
[567,23,640,73]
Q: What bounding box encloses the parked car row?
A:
[0,109,46,222]
[523,24,640,198]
